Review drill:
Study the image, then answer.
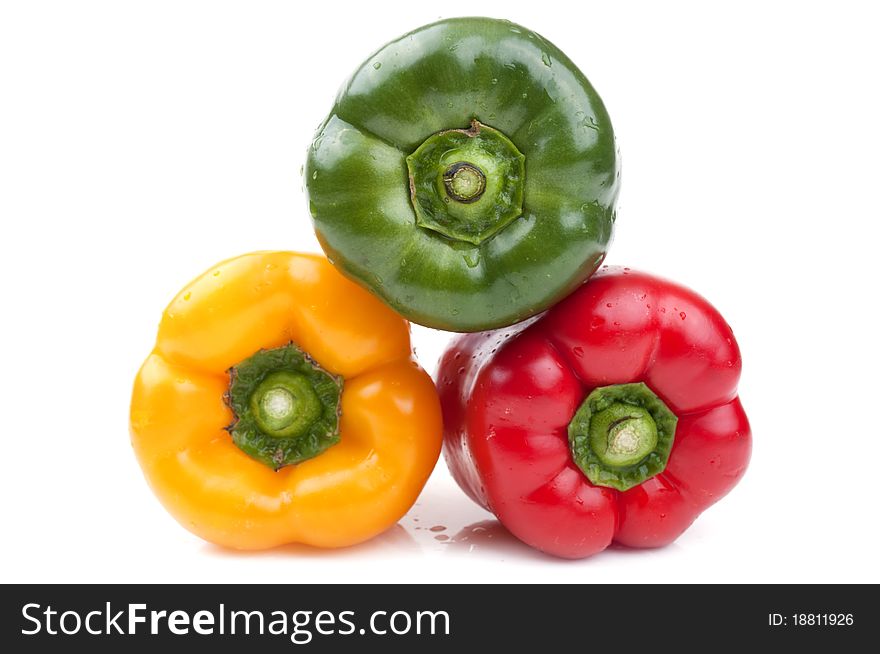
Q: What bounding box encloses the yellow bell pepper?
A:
[130,251,442,549]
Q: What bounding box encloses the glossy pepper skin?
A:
[130,252,442,550]
[305,17,619,332]
[439,267,751,558]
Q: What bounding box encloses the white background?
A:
[2,0,878,584]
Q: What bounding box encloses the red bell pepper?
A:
[438,267,751,559]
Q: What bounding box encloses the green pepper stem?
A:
[443,162,486,203]
[226,343,343,470]
[568,382,677,491]
[405,119,525,245]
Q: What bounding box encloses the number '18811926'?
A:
[769,614,854,627]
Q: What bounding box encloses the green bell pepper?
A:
[305,17,619,331]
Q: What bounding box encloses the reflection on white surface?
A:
[201,523,420,560]
[198,463,689,569]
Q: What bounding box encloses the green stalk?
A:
[568,383,677,491]
[226,343,342,470]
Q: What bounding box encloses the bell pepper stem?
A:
[406,119,525,245]
[250,371,323,438]
[443,162,486,203]
[226,343,343,470]
[568,382,677,491]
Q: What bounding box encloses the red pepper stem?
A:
[568,382,678,492]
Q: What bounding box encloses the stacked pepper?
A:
[131,17,749,558]
[131,252,442,549]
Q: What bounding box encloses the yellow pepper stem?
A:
[226,343,343,470]
[250,371,322,438]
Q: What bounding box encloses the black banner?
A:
[0,584,868,650]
